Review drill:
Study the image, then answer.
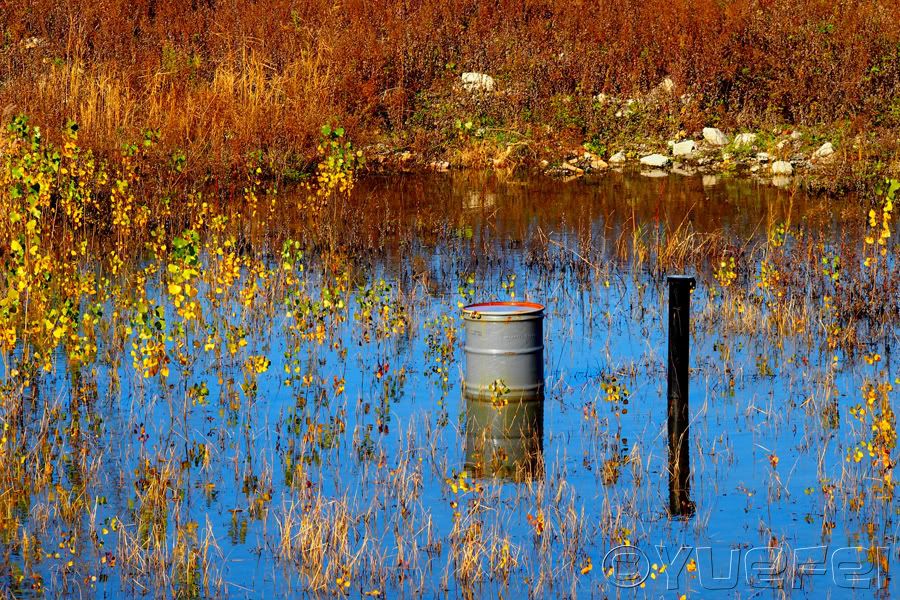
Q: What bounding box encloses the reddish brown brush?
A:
[3,0,899,175]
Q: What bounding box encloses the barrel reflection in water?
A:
[461,302,545,482]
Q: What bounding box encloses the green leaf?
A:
[321,124,332,137]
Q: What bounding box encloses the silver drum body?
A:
[461,301,545,401]
[461,302,545,481]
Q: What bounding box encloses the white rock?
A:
[648,77,676,100]
[733,133,757,148]
[703,127,729,146]
[671,140,697,157]
[461,72,495,93]
[771,161,793,176]
[639,153,670,167]
[657,77,675,94]
[790,131,802,140]
[609,152,627,164]
[594,93,610,104]
[590,158,608,170]
[813,142,835,159]
[756,152,772,162]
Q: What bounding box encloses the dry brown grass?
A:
[3,0,900,176]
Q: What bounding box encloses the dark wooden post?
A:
[667,275,695,516]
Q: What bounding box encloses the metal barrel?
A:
[461,301,545,481]
[461,302,545,401]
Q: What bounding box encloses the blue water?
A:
[1,172,896,598]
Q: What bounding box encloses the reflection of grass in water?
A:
[1,116,900,596]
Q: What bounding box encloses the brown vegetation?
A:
[3,0,900,177]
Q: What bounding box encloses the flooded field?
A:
[2,165,899,598]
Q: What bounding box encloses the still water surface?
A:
[7,172,895,598]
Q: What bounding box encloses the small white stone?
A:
[703,127,729,146]
[771,161,793,176]
[460,72,495,93]
[639,153,670,167]
[647,78,676,101]
[609,152,627,164]
[733,133,757,148]
[671,140,697,157]
[656,77,675,95]
[756,152,772,162]
[590,159,609,170]
[790,131,802,140]
[813,142,835,159]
